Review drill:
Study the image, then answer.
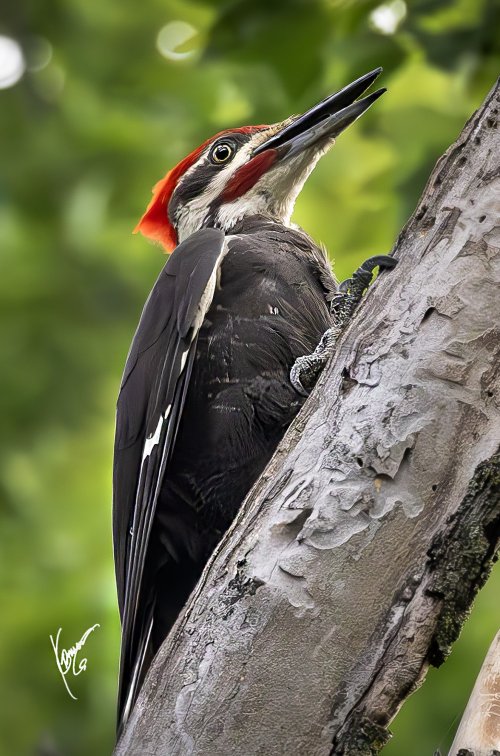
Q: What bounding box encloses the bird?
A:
[113,67,396,735]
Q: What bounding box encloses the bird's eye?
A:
[210,142,234,164]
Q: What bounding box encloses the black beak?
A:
[253,68,385,158]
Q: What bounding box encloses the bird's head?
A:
[135,68,385,252]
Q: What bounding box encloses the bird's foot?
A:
[331,254,397,329]
[290,326,340,396]
[290,255,397,395]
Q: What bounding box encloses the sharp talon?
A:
[377,257,398,271]
[290,362,310,396]
[290,328,339,395]
[365,254,398,272]
[332,253,397,326]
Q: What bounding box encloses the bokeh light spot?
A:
[156,21,199,61]
[26,36,53,72]
[369,0,407,35]
[0,35,25,89]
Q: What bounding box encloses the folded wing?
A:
[112,227,227,728]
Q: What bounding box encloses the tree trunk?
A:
[449,630,500,755]
[116,79,500,756]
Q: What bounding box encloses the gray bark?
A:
[449,629,500,755]
[116,79,500,756]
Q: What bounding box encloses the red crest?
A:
[134,126,268,253]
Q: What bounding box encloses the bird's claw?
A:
[339,254,397,291]
[290,327,339,395]
[332,254,397,325]
[290,256,397,396]
[290,358,312,396]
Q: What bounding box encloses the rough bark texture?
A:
[116,80,500,756]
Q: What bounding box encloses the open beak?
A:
[253,68,385,158]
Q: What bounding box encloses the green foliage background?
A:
[1,0,499,754]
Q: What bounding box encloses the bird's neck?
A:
[211,192,295,236]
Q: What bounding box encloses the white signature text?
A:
[50,624,100,700]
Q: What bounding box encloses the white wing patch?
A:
[140,237,228,464]
[142,405,172,460]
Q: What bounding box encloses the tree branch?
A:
[116,79,500,756]
[449,629,500,755]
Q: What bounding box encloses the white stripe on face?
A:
[174,139,258,242]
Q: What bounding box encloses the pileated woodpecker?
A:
[113,67,395,733]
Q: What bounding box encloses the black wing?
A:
[113,227,226,728]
